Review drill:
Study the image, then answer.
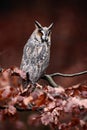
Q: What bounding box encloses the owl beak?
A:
[41,35,48,43]
[41,38,48,43]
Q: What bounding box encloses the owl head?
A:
[34,21,53,44]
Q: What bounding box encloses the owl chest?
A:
[31,44,50,64]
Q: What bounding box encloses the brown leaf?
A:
[5,105,16,115]
[41,112,54,125]
[34,93,46,107]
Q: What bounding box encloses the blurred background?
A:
[0,0,87,130]
[0,0,87,87]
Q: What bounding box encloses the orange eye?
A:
[38,30,43,37]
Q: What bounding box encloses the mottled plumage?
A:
[20,21,53,84]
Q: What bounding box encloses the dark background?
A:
[0,0,87,130]
[0,0,87,87]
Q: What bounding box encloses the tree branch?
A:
[49,71,87,77]
[42,70,87,87]
[42,74,58,87]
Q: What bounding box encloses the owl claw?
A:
[28,84,36,93]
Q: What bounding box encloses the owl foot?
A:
[28,84,36,93]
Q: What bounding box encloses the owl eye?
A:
[48,30,51,36]
[38,30,43,37]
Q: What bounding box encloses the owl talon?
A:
[28,84,36,93]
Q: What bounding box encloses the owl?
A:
[20,21,53,84]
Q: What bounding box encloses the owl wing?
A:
[30,44,50,83]
[20,39,35,73]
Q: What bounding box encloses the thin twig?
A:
[42,70,87,87]
[49,71,87,77]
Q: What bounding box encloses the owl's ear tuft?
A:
[35,21,42,30]
[48,23,53,30]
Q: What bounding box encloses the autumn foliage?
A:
[0,67,87,130]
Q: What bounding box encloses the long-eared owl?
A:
[20,21,53,84]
